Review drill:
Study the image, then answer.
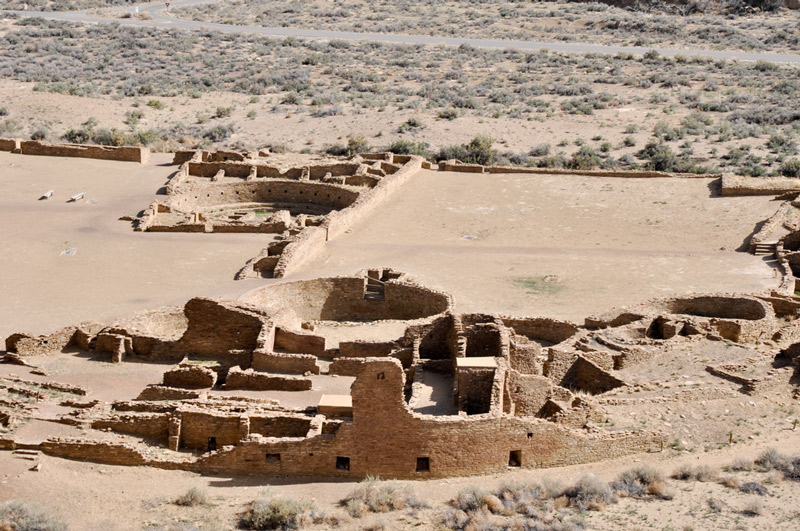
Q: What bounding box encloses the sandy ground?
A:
[0,151,268,339]
[295,169,780,322]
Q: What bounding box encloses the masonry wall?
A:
[0,138,20,151]
[243,277,450,322]
[177,298,266,358]
[19,141,149,163]
[92,413,170,440]
[193,359,662,479]
[171,180,359,211]
[225,367,312,391]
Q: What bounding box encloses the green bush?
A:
[387,140,429,157]
[435,135,496,165]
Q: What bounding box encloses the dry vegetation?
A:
[174,0,800,53]
[1,17,799,176]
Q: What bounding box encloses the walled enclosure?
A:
[135,151,423,279]
[18,272,795,478]
[4,145,800,485]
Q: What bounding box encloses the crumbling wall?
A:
[240,276,450,322]
[560,356,626,395]
[248,415,312,438]
[505,372,554,416]
[136,385,206,401]
[274,328,326,356]
[19,141,149,163]
[194,359,661,479]
[92,413,170,440]
[178,409,247,450]
[5,327,77,356]
[251,351,320,375]
[162,364,218,389]
[338,341,398,358]
[0,138,20,152]
[177,298,268,358]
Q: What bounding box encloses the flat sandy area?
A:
[0,151,267,338]
[297,169,780,322]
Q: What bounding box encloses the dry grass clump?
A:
[174,487,208,507]
[240,493,317,531]
[671,464,718,482]
[443,478,601,530]
[741,499,763,516]
[739,481,769,496]
[0,499,67,531]
[611,466,673,500]
[562,474,618,511]
[340,476,429,518]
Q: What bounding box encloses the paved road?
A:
[4,0,800,64]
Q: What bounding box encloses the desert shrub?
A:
[437,109,458,121]
[562,474,617,511]
[0,119,21,135]
[340,477,428,518]
[672,464,717,482]
[311,105,342,118]
[29,126,48,141]
[568,146,601,170]
[453,486,489,512]
[740,482,768,496]
[174,487,208,507]
[0,107,8,116]
[742,499,763,516]
[435,135,496,165]
[241,495,316,531]
[214,106,233,118]
[707,497,724,513]
[638,140,679,172]
[0,500,67,531]
[755,447,788,471]
[387,140,429,157]
[612,466,672,499]
[780,159,800,177]
[729,457,754,472]
[397,117,424,133]
[529,144,551,157]
[146,99,165,110]
[202,123,235,143]
[767,134,798,155]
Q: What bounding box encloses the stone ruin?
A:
[5,265,800,479]
[135,150,425,279]
[3,143,800,480]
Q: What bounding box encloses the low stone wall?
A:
[92,413,170,440]
[750,202,791,252]
[225,367,312,391]
[162,365,218,389]
[19,141,149,163]
[338,341,398,358]
[721,174,800,196]
[0,138,20,152]
[241,275,451,322]
[274,328,326,356]
[137,385,206,401]
[5,327,77,356]
[252,351,320,375]
[500,317,579,345]
[41,438,150,466]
